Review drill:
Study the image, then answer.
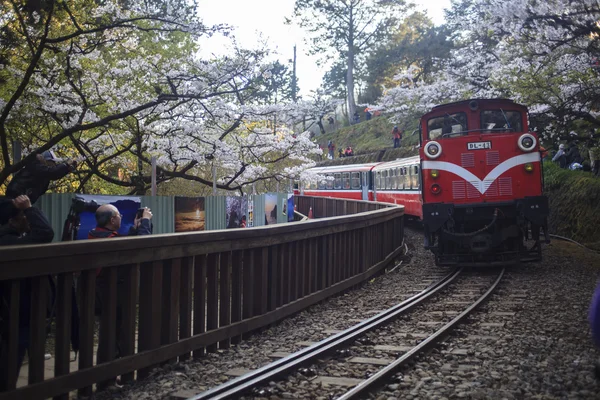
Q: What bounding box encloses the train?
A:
[298,98,550,267]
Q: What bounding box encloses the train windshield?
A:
[481,110,523,133]
[427,112,468,139]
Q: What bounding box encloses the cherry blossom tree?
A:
[0,0,323,195]
[379,0,600,139]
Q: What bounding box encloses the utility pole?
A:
[151,156,157,196]
[292,45,298,103]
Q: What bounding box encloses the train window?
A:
[326,174,334,190]
[334,173,342,189]
[396,168,403,190]
[318,176,326,190]
[351,172,360,189]
[481,110,523,133]
[391,169,397,190]
[376,171,381,190]
[342,172,351,189]
[406,166,412,190]
[293,181,299,190]
[309,179,318,190]
[381,170,388,190]
[427,112,468,139]
[412,165,420,189]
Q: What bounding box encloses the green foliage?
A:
[543,162,600,245]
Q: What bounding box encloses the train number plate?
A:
[467,141,492,150]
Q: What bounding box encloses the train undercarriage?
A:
[423,197,550,267]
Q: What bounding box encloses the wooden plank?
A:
[138,261,163,379]
[278,244,286,307]
[242,249,254,325]
[179,257,194,361]
[121,264,139,383]
[28,276,47,384]
[53,273,73,400]
[230,251,243,345]
[348,357,393,366]
[0,280,20,391]
[77,270,95,398]
[97,267,118,389]
[306,239,313,295]
[290,241,298,302]
[193,254,207,359]
[162,259,181,363]
[219,252,231,349]
[206,253,219,353]
[314,376,362,387]
[320,236,327,290]
[0,244,405,400]
[268,246,278,312]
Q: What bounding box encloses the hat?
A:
[42,150,63,163]
[0,199,19,225]
[559,144,565,150]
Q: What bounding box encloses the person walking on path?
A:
[392,126,402,148]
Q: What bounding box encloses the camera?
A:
[71,198,99,214]
[136,208,145,219]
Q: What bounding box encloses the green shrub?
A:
[543,162,600,244]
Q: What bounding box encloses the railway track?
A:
[182,267,505,400]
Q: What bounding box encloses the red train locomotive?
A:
[299,98,549,267]
[420,98,548,266]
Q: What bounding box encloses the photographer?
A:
[88,204,152,239]
[0,195,54,245]
[87,204,152,383]
[6,150,77,205]
[0,195,54,389]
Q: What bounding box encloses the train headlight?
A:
[425,141,442,159]
[430,169,439,179]
[518,133,537,152]
[524,163,534,173]
[431,183,442,195]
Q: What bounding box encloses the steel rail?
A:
[187,268,463,400]
[338,267,506,400]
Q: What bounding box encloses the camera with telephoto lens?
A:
[71,198,99,214]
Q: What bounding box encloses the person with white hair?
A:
[552,143,567,168]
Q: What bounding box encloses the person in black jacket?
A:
[0,195,53,389]
[0,195,54,245]
[5,150,77,205]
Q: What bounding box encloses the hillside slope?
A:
[314,116,420,165]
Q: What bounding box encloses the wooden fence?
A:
[0,196,404,400]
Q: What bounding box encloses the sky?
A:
[196,0,452,97]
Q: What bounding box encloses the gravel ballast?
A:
[96,229,600,399]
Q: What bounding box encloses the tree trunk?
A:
[317,117,325,135]
[346,8,356,122]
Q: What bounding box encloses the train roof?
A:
[309,162,382,174]
[372,156,420,171]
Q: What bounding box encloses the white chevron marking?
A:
[422,152,540,194]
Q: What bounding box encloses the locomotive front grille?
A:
[483,180,498,197]
[467,181,480,198]
[499,177,513,196]
[461,153,475,168]
[486,151,500,166]
[452,181,466,199]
